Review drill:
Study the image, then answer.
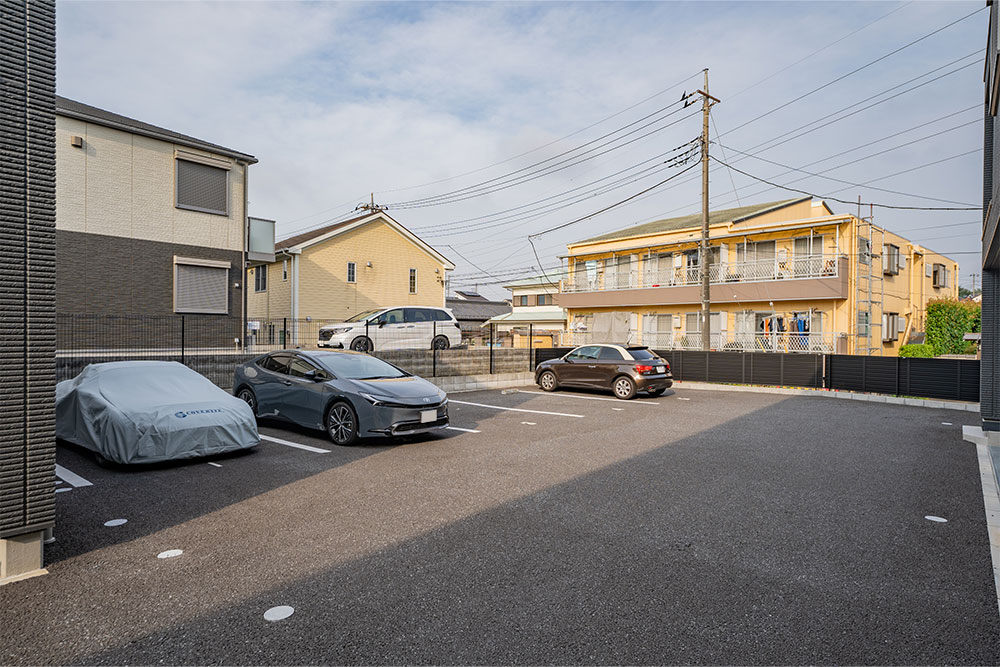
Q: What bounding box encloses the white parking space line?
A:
[207,462,223,468]
[259,434,331,454]
[521,422,536,426]
[55,464,93,488]
[450,400,584,418]
[445,426,480,433]
[515,390,660,406]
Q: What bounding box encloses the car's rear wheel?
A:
[431,335,450,350]
[326,401,359,446]
[539,370,558,392]
[647,387,666,397]
[350,336,373,353]
[613,375,637,400]
[236,386,258,416]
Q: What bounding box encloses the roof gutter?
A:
[56,107,258,164]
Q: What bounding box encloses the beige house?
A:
[248,211,454,330]
[558,198,958,356]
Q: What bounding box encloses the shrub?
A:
[898,343,934,358]
[925,298,981,356]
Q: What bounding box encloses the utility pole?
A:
[972,272,979,294]
[695,69,721,351]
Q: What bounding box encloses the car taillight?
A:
[634,364,654,374]
[664,361,670,371]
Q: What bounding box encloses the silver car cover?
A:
[56,361,259,464]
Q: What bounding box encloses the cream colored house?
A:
[558,198,958,356]
[248,211,454,330]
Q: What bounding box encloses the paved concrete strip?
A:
[445,426,480,433]
[974,438,1000,619]
[449,400,584,418]
[259,434,331,454]
[54,464,93,488]
[515,390,659,405]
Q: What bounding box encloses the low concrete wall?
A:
[430,372,535,394]
[57,348,536,390]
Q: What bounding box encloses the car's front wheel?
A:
[236,386,258,416]
[613,375,637,400]
[325,401,359,446]
[538,370,558,392]
[350,336,373,353]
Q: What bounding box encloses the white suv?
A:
[317,307,462,352]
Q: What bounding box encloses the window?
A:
[174,257,229,314]
[404,307,434,323]
[260,354,290,374]
[176,158,228,215]
[858,310,870,336]
[932,263,947,288]
[347,262,356,284]
[378,308,403,325]
[254,265,267,293]
[537,294,552,306]
[282,260,288,281]
[883,313,899,342]
[517,295,529,306]
[287,357,322,379]
[883,244,900,276]
[598,346,625,360]
[859,237,871,265]
[567,346,601,361]
[409,268,417,294]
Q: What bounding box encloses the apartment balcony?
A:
[561,330,844,354]
[557,255,849,308]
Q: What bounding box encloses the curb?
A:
[965,426,1000,619]
[430,372,535,394]
[674,381,980,412]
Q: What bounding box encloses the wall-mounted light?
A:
[366,261,373,268]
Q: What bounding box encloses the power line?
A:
[721,5,986,137]
[709,154,982,211]
[528,161,702,239]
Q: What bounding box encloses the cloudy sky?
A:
[57,0,986,299]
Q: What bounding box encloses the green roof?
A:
[502,273,562,289]
[571,198,810,245]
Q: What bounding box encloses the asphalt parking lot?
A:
[2,386,999,665]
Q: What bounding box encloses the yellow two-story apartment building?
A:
[556,198,958,355]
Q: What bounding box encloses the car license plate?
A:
[656,365,666,374]
[420,409,436,423]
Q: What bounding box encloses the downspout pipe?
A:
[241,160,249,351]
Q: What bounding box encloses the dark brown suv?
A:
[534,344,673,399]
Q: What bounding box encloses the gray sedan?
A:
[233,350,448,446]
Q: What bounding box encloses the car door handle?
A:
[281,380,292,386]
[587,365,597,368]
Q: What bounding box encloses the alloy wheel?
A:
[327,403,357,445]
[614,377,635,399]
[237,388,257,415]
[540,372,556,391]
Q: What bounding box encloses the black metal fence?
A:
[825,355,980,402]
[57,315,546,388]
[57,315,982,402]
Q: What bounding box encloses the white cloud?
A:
[57,1,987,297]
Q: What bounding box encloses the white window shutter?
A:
[926,264,932,278]
[898,315,906,333]
[674,254,683,268]
[899,255,906,270]
[718,311,728,332]
[719,244,728,264]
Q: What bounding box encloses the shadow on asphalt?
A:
[54,396,999,666]
[46,389,544,566]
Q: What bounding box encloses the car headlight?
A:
[359,392,398,407]
[327,327,353,335]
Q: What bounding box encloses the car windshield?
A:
[312,352,408,380]
[343,309,383,323]
[627,348,657,360]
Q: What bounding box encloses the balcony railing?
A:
[560,330,837,354]
[564,254,840,293]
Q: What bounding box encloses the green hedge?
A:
[925,298,981,356]
[898,343,935,358]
